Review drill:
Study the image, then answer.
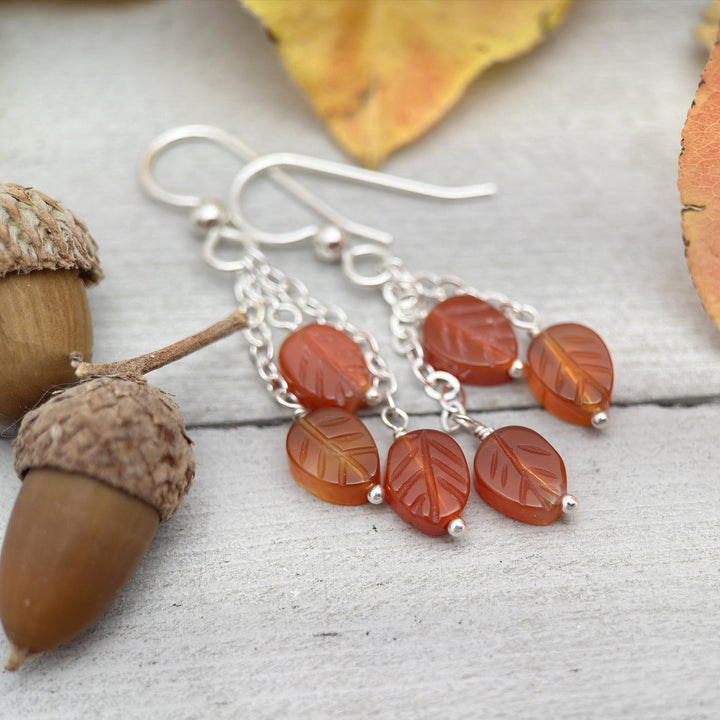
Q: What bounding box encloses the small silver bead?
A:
[364,387,383,406]
[508,359,526,379]
[312,225,348,263]
[562,494,578,513]
[591,411,609,429]
[190,200,228,235]
[447,517,466,537]
[367,484,384,505]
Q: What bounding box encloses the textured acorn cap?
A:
[13,376,194,521]
[0,183,102,284]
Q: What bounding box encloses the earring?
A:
[345,244,578,525]
[140,126,590,530]
[225,150,615,525]
[140,127,500,538]
[228,152,614,431]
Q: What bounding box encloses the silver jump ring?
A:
[381,404,409,436]
[203,226,258,272]
[423,371,462,402]
[505,302,541,333]
[342,244,398,287]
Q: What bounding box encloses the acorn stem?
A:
[72,310,248,379]
[5,642,29,671]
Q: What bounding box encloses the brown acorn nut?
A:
[0,183,102,428]
[0,376,195,670]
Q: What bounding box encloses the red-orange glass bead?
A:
[286,407,380,505]
[525,323,613,426]
[279,324,371,412]
[473,426,567,525]
[422,295,518,385]
[384,429,470,536]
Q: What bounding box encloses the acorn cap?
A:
[13,376,194,521]
[0,183,102,284]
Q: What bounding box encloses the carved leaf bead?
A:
[279,324,372,412]
[422,295,518,385]
[286,407,380,505]
[384,429,470,536]
[473,426,567,525]
[525,323,613,426]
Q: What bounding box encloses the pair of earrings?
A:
[142,125,614,537]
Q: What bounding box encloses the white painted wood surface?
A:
[0,1,718,718]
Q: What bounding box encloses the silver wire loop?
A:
[423,371,462,402]
[203,226,258,272]
[381,400,409,437]
[228,152,497,247]
[342,244,398,287]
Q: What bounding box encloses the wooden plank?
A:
[0,403,717,718]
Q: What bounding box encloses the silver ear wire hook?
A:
[228,152,498,247]
[140,124,260,208]
[139,124,390,243]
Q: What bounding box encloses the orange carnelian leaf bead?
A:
[525,323,613,427]
[385,429,470,536]
[422,295,518,385]
[473,426,567,525]
[279,324,371,412]
[286,406,379,505]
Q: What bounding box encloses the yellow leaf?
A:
[697,0,720,51]
[242,0,573,167]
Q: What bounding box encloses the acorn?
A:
[0,311,246,670]
[0,376,194,670]
[0,183,102,429]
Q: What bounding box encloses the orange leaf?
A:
[286,407,380,505]
[384,429,470,536]
[473,425,567,525]
[242,0,573,167]
[679,38,720,330]
[278,323,371,413]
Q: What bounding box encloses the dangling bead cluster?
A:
[230,248,472,537]
[278,322,471,535]
[422,294,614,428]
[341,251,611,527]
